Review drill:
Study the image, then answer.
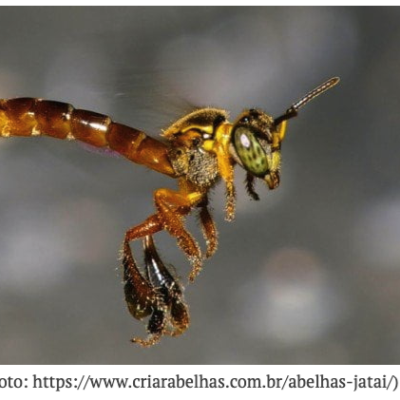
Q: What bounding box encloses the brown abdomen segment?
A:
[0,97,175,176]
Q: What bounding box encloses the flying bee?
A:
[0,77,339,346]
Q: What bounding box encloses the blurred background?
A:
[0,7,399,364]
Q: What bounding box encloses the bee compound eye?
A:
[232,126,269,177]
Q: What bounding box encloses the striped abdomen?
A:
[0,97,175,176]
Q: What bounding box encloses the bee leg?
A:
[198,203,218,260]
[131,308,165,347]
[145,236,189,338]
[122,188,205,282]
[122,236,163,346]
[123,209,200,282]
[122,213,163,293]
[153,188,204,282]
[245,172,260,201]
[205,137,236,221]
[169,289,190,337]
[131,236,189,346]
[122,214,162,311]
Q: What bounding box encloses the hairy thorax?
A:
[168,146,219,189]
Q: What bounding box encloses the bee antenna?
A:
[273,77,340,127]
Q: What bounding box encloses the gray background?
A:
[0,7,399,364]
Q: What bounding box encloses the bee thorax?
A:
[169,147,219,188]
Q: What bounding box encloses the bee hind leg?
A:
[123,234,190,346]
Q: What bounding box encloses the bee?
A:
[0,77,339,346]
